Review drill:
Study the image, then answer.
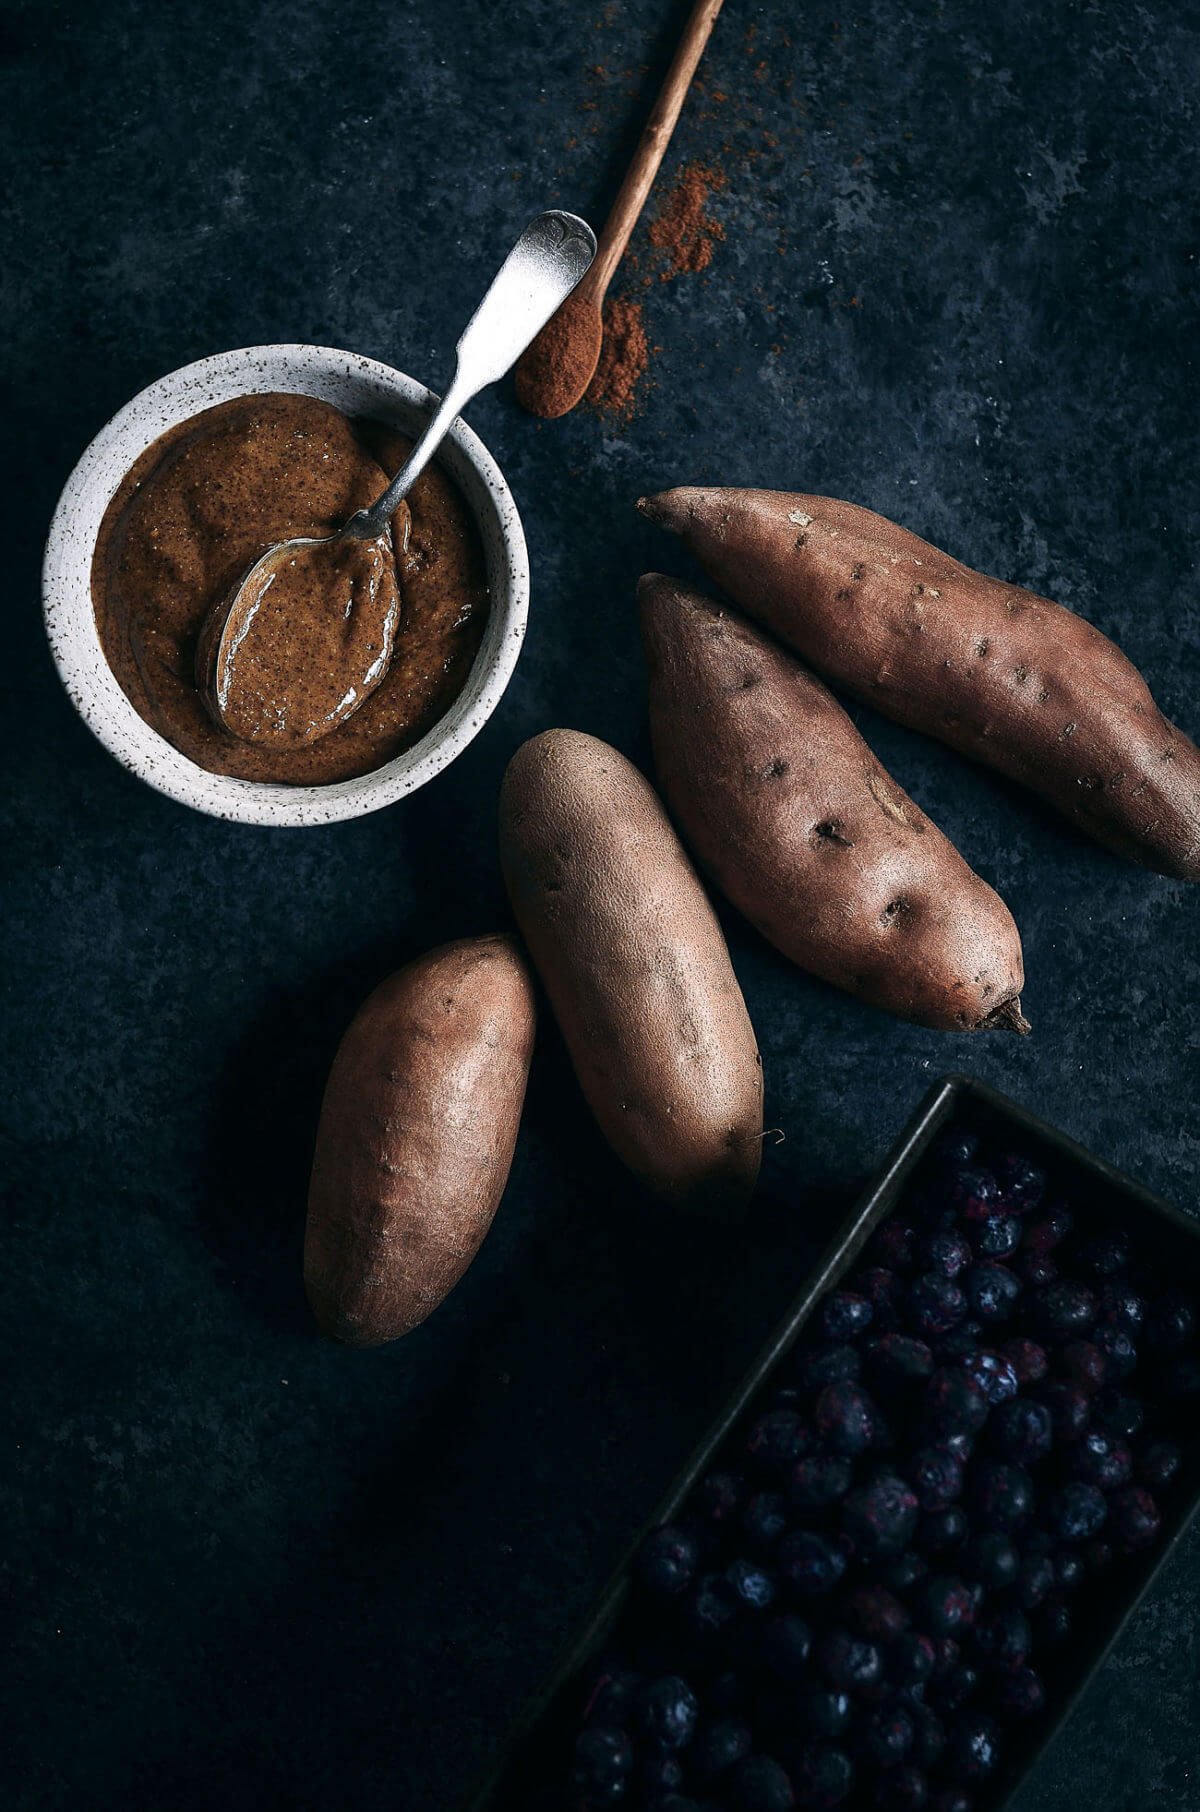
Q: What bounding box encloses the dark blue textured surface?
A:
[3,2,1199,1807]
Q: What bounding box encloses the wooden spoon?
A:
[514,0,725,419]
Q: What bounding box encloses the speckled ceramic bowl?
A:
[42,344,530,827]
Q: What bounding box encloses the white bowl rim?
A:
[41,343,530,828]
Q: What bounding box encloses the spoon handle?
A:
[351,211,596,537]
[585,0,725,301]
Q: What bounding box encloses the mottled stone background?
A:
[3,1,1199,1806]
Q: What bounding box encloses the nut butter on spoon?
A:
[197,208,596,745]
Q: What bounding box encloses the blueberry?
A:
[778,1530,847,1597]
[945,1167,1001,1222]
[1033,1380,1090,1442]
[917,1231,973,1279]
[1045,1482,1107,1543]
[1161,1355,1200,1400]
[1096,1282,1147,1332]
[992,1664,1046,1718]
[931,1128,980,1169]
[963,1532,1019,1590]
[894,1631,938,1684]
[945,1712,999,1782]
[1091,1387,1144,1439]
[924,1369,989,1439]
[970,1461,1033,1531]
[635,1676,699,1753]
[791,1746,854,1810]
[585,1667,643,1728]
[746,1411,816,1477]
[693,1472,744,1529]
[973,1607,1032,1668]
[796,1687,852,1740]
[818,1627,885,1693]
[730,1754,796,1812]
[1076,1230,1130,1278]
[910,1702,946,1766]
[972,1214,1021,1260]
[726,1557,778,1612]
[966,1264,1021,1324]
[1145,1288,1197,1356]
[931,1635,960,1678]
[692,1718,754,1784]
[959,1348,1020,1406]
[938,1430,976,1465]
[910,1447,964,1509]
[820,1291,874,1342]
[930,1794,973,1812]
[1016,1552,1056,1609]
[684,1573,738,1638]
[638,1526,701,1597]
[875,1764,928,1810]
[1109,1485,1161,1550]
[1024,1206,1072,1254]
[1069,1430,1132,1491]
[743,1492,789,1554]
[1092,1323,1138,1380]
[854,1268,905,1332]
[883,1552,929,1595]
[787,1455,854,1515]
[848,1584,910,1644]
[862,1705,914,1767]
[570,1726,633,1805]
[1054,1550,1086,1591]
[869,1221,919,1273]
[918,1507,969,1554]
[1029,1280,1096,1340]
[760,1613,813,1680]
[1059,1339,1107,1395]
[1001,1338,1048,1386]
[841,1472,920,1560]
[1034,1594,1072,1645]
[816,1381,879,1457]
[1019,1255,1059,1290]
[920,1575,977,1637]
[991,1398,1053,1466]
[993,1152,1046,1214]
[706,1671,747,1715]
[1137,1438,1182,1491]
[934,1323,985,1365]
[907,1274,969,1338]
[634,1754,684,1799]
[930,1663,980,1714]
[795,1344,862,1395]
[867,1334,936,1394]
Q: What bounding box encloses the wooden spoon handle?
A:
[583,0,725,300]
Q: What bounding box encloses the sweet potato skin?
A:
[639,487,1200,879]
[639,574,1027,1032]
[304,935,536,1346]
[499,729,763,1216]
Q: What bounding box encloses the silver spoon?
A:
[197,209,597,744]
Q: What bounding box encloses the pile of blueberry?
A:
[564,1125,1198,1812]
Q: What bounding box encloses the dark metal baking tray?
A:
[462,1073,1200,1812]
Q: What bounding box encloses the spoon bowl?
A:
[200,211,595,746]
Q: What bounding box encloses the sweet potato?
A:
[639,574,1028,1032]
[304,935,536,1346]
[637,487,1200,879]
[499,729,763,1216]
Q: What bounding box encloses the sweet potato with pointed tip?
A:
[304,934,536,1346]
[638,488,1200,879]
[499,729,763,1216]
[639,574,1028,1032]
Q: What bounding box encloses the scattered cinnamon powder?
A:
[647,161,727,278]
[587,297,649,417]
